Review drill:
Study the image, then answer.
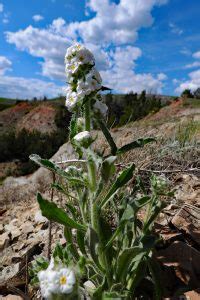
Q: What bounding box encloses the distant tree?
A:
[33,97,38,102]
[43,96,48,101]
[181,89,193,98]
[194,87,200,99]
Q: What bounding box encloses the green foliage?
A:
[0,128,67,175]
[181,89,194,98]
[105,91,162,127]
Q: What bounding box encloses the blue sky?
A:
[0,0,200,99]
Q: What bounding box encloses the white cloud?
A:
[157,73,168,80]
[0,56,62,98]
[180,48,191,56]
[5,0,169,95]
[184,61,200,69]
[193,51,200,59]
[0,75,63,99]
[0,3,3,12]
[175,69,200,93]
[6,25,69,80]
[33,14,44,22]
[75,0,168,45]
[0,56,12,75]
[101,46,166,93]
[169,22,183,35]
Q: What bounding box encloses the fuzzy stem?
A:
[85,99,91,131]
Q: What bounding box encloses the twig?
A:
[116,162,199,174]
[25,253,29,296]
[140,167,200,174]
[55,159,87,164]
[48,172,55,260]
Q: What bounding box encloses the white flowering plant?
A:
[30,43,172,299]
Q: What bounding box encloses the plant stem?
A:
[85,99,91,131]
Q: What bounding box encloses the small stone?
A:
[0,232,9,250]
[19,222,34,235]
[34,211,48,224]
[0,223,4,234]
[171,205,200,245]
[11,228,21,240]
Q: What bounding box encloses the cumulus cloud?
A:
[101,46,166,93]
[193,51,200,59]
[175,69,200,93]
[183,50,200,69]
[5,0,169,95]
[0,55,62,99]
[74,0,168,45]
[33,14,44,22]
[184,61,200,69]
[0,3,3,12]
[0,56,12,75]
[0,75,63,99]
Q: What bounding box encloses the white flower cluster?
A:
[38,259,76,299]
[65,43,102,111]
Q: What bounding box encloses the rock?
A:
[0,223,4,234]
[183,289,200,300]
[0,263,20,284]
[19,222,34,235]
[11,228,21,240]
[84,280,96,294]
[0,295,23,300]
[34,210,48,224]
[171,205,200,245]
[0,232,10,250]
[156,241,200,287]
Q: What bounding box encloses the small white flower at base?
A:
[73,131,92,148]
[58,268,76,294]
[94,100,108,118]
[38,259,76,299]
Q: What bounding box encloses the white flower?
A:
[76,48,94,65]
[38,269,59,299]
[94,100,108,117]
[65,89,81,110]
[65,43,83,62]
[86,68,102,91]
[65,60,80,75]
[57,268,76,294]
[89,68,102,84]
[76,69,101,98]
[77,80,91,98]
[65,43,94,66]
[38,258,76,299]
[73,131,92,148]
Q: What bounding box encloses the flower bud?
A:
[73,131,93,148]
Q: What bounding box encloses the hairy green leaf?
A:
[101,164,135,208]
[117,138,156,155]
[37,193,86,231]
